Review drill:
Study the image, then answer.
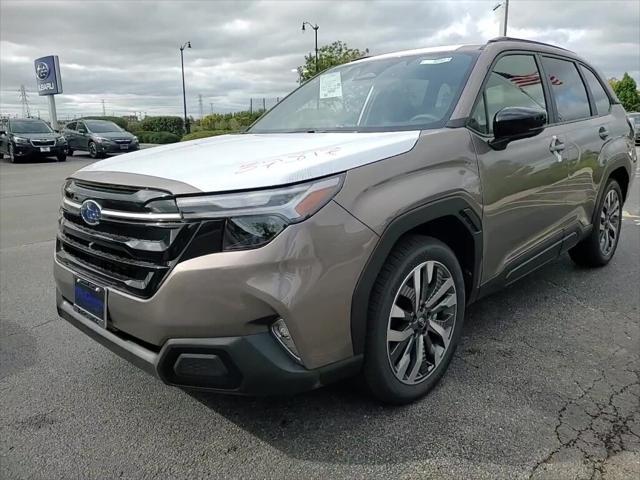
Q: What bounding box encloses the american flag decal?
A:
[549,75,563,86]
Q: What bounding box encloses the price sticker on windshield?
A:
[319,71,343,99]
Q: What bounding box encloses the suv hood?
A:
[90,131,135,140]
[77,131,419,193]
[14,132,59,140]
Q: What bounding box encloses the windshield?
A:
[249,51,477,133]
[85,120,123,133]
[10,120,53,134]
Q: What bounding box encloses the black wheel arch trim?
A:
[350,195,483,356]
[592,159,631,225]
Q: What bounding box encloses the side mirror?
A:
[0,130,6,136]
[489,106,547,150]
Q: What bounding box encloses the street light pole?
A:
[302,21,319,74]
[493,0,509,36]
[179,41,191,134]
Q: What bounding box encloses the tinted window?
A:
[471,54,546,134]
[66,122,76,130]
[85,120,123,133]
[541,57,590,122]
[580,65,611,116]
[9,120,53,134]
[249,52,477,132]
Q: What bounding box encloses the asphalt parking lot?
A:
[1,151,638,480]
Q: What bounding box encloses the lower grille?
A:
[56,180,223,298]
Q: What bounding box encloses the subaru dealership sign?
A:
[34,55,63,95]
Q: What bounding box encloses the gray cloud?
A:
[1,0,638,120]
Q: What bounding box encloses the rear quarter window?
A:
[541,56,590,122]
[579,65,611,116]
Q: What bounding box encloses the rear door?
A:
[64,122,77,149]
[469,52,574,284]
[76,121,89,150]
[541,59,613,239]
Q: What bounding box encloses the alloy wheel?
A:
[599,189,621,256]
[386,260,457,385]
[89,142,97,158]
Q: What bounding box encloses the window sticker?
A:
[420,57,452,65]
[319,71,343,99]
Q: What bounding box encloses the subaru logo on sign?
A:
[35,62,49,80]
[80,200,102,226]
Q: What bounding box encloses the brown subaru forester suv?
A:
[55,37,636,404]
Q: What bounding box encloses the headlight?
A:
[57,136,67,144]
[132,136,139,143]
[94,136,110,143]
[176,175,344,250]
[13,136,29,144]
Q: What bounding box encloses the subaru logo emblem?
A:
[35,61,49,80]
[80,199,102,226]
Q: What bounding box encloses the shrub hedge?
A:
[181,130,229,141]
[136,131,181,144]
[140,116,184,136]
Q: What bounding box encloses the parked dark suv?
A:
[54,38,636,404]
[63,119,139,158]
[0,118,67,163]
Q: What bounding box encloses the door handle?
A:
[598,126,609,140]
[550,135,565,162]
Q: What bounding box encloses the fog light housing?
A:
[271,318,301,363]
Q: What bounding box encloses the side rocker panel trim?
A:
[350,196,483,355]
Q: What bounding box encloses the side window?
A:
[579,65,611,116]
[66,122,76,130]
[470,54,546,134]
[541,57,590,122]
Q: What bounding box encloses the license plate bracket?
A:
[74,276,107,328]
[120,144,128,150]
[40,147,51,152]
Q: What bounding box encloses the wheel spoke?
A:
[388,326,413,342]
[425,277,454,309]
[407,335,425,382]
[413,266,422,314]
[428,319,450,349]
[430,292,457,314]
[395,340,413,379]
[390,304,408,319]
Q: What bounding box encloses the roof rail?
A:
[487,36,573,52]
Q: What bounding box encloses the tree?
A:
[297,40,369,83]
[609,73,640,112]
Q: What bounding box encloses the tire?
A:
[67,149,74,156]
[88,141,99,159]
[569,178,623,267]
[57,153,67,162]
[363,235,466,404]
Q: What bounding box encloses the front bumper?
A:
[13,143,66,157]
[56,291,362,394]
[96,141,139,154]
[54,200,377,388]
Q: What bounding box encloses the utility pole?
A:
[179,41,192,133]
[19,85,31,118]
[302,22,320,74]
[494,0,509,36]
[210,102,214,115]
[101,99,106,116]
[198,94,203,119]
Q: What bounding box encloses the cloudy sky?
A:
[1,0,639,120]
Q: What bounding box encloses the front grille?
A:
[114,139,132,144]
[56,179,223,298]
[31,139,56,147]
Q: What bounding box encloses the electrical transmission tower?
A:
[102,99,106,116]
[19,85,31,118]
[198,94,203,119]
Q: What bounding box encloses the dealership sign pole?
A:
[34,55,63,130]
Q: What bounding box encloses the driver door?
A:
[469,53,574,285]
[76,121,89,150]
